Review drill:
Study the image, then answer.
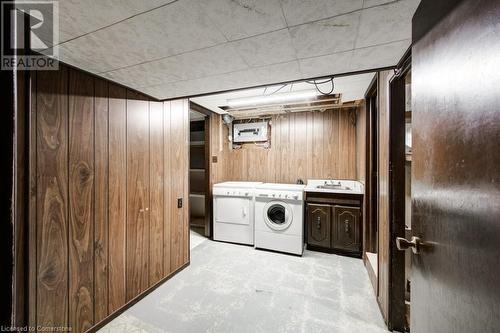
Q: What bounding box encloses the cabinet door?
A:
[332,206,361,253]
[306,203,331,248]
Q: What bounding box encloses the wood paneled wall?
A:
[356,101,367,182]
[211,108,359,184]
[29,65,189,332]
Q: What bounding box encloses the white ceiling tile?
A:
[355,0,420,48]
[232,29,297,67]
[350,39,411,71]
[199,0,287,40]
[299,50,353,78]
[281,0,363,26]
[252,60,302,83]
[56,0,227,73]
[290,12,360,59]
[57,0,177,43]
[144,69,261,100]
[103,44,249,88]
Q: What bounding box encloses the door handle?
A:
[242,207,247,217]
[396,236,422,254]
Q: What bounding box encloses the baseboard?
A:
[88,261,190,333]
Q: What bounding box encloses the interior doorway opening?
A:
[189,104,211,244]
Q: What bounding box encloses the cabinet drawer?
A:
[332,206,361,253]
[306,203,331,248]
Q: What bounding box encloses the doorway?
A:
[189,103,211,243]
[364,76,379,292]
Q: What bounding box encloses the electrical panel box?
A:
[233,121,269,143]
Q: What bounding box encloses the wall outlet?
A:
[177,198,182,208]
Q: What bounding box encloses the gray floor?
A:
[99,235,387,333]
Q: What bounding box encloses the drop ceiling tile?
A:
[299,50,353,78]
[355,0,420,48]
[144,69,261,100]
[232,29,297,67]
[57,0,177,43]
[350,39,411,71]
[55,0,227,73]
[281,0,363,26]
[103,44,248,88]
[199,0,287,40]
[252,60,302,83]
[290,12,360,59]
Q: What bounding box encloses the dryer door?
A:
[215,196,250,225]
[264,201,293,231]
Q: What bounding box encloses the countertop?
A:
[304,179,364,195]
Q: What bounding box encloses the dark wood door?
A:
[411,1,500,332]
[306,203,331,248]
[332,206,360,253]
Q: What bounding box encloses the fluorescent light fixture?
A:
[227,90,319,108]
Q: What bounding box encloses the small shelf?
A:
[190,141,205,146]
[190,168,205,172]
[189,193,205,197]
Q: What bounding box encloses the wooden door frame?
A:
[189,102,213,238]
[387,49,411,331]
[364,75,378,257]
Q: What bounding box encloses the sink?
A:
[317,185,352,190]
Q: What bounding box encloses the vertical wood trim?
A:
[125,92,150,300]
[163,101,172,275]
[28,71,37,328]
[107,84,127,312]
[149,101,164,284]
[36,68,69,329]
[182,99,190,264]
[68,69,95,332]
[170,100,184,271]
[94,79,109,322]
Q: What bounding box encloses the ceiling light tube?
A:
[227,90,319,108]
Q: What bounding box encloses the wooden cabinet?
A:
[306,203,331,248]
[305,192,362,257]
[332,206,361,253]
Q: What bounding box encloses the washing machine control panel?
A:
[255,190,303,201]
[213,187,253,197]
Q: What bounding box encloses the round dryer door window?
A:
[264,201,293,231]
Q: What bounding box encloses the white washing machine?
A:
[254,183,305,255]
[213,181,262,245]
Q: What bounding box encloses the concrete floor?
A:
[98,235,387,333]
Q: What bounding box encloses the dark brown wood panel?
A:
[332,206,361,253]
[149,101,164,284]
[94,79,109,322]
[412,1,500,332]
[306,203,331,248]
[108,84,127,313]
[36,68,69,329]
[126,92,150,300]
[68,69,95,332]
[29,63,190,332]
[28,71,37,328]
